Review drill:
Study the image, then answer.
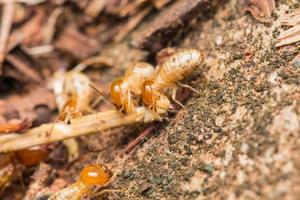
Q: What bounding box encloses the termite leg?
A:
[126,90,131,111]
[178,82,200,94]
[92,189,122,199]
[171,87,186,109]
[90,96,104,109]
[92,170,121,198]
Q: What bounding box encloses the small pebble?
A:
[33,105,52,127]
[292,56,300,68]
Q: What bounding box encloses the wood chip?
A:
[84,0,106,18]
[7,9,44,52]
[131,0,209,52]
[6,54,42,82]
[242,0,275,23]
[276,9,300,47]
[151,0,172,9]
[54,25,100,59]
[114,6,153,42]
[23,163,52,200]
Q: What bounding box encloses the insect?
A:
[110,62,155,113]
[0,146,48,193]
[0,118,31,133]
[52,71,94,123]
[52,71,95,161]
[45,164,113,200]
[141,49,204,113]
[15,145,49,166]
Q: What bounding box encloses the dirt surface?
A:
[0,0,300,200]
[110,1,300,199]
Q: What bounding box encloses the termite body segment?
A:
[142,49,204,113]
[152,49,203,89]
[111,62,155,113]
[47,164,112,200]
[16,146,49,166]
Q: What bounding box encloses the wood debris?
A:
[241,0,275,23]
[6,54,42,82]
[84,0,106,18]
[0,2,15,70]
[7,9,44,52]
[114,6,153,42]
[23,163,52,200]
[0,107,160,152]
[131,0,209,52]
[54,25,100,60]
[151,0,172,9]
[276,8,300,47]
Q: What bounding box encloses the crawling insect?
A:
[0,118,31,133]
[142,49,204,113]
[0,146,49,193]
[44,164,113,200]
[52,71,95,161]
[52,71,94,123]
[110,62,155,113]
[15,146,49,167]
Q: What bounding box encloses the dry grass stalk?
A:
[0,107,159,152]
[0,2,15,71]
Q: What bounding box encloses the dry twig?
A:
[0,107,160,152]
[0,2,15,71]
[6,54,42,82]
[114,6,153,42]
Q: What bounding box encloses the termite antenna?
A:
[89,83,114,105]
[96,152,105,165]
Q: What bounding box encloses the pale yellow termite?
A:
[110,62,155,113]
[52,71,94,122]
[52,70,94,161]
[141,49,204,113]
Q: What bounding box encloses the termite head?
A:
[142,80,155,106]
[110,78,135,112]
[110,78,124,110]
[80,164,112,186]
[142,80,170,114]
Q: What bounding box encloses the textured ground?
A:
[2,0,299,200]
[108,1,300,199]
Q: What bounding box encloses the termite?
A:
[44,164,113,200]
[0,146,49,193]
[110,62,155,113]
[52,71,95,161]
[52,71,94,123]
[15,146,49,167]
[141,49,204,113]
[0,118,31,133]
